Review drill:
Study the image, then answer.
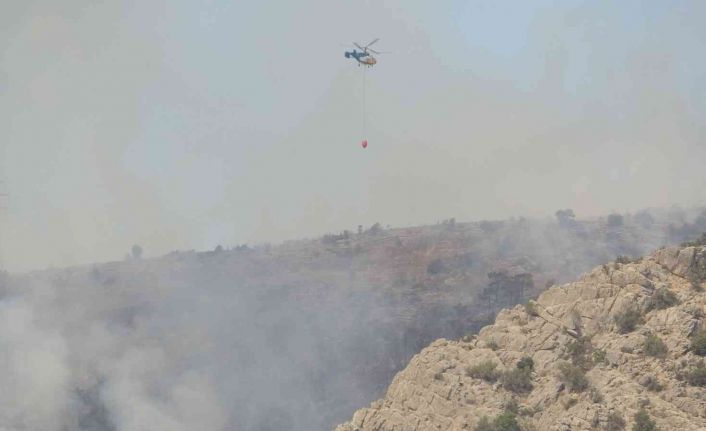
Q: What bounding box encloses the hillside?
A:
[336,243,706,431]
[1,208,705,431]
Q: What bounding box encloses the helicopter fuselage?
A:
[345,50,377,66]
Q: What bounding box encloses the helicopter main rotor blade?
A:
[354,42,365,50]
[366,38,380,48]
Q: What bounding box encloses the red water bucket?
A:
[361,140,368,149]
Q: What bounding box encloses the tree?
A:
[487,270,534,307]
[131,244,143,260]
[607,213,624,227]
[634,210,655,228]
[555,209,576,227]
[368,223,382,235]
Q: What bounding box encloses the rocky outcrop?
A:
[336,246,706,431]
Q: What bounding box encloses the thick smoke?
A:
[0,253,386,430]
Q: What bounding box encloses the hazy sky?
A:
[2,1,706,271]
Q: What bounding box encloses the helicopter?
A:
[344,38,386,67]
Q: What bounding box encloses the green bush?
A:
[691,330,706,356]
[493,412,520,431]
[567,337,588,358]
[645,287,678,311]
[687,365,706,387]
[474,416,494,431]
[516,356,534,372]
[606,411,626,431]
[644,334,668,358]
[632,408,657,431]
[558,362,589,393]
[474,412,521,431]
[467,360,500,382]
[566,337,593,369]
[593,349,607,364]
[614,306,643,334]
[501,368,533,393]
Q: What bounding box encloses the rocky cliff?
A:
[336,245,706,431]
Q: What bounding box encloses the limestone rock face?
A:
[336,247,706,431]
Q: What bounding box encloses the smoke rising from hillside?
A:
[2,209,706,430]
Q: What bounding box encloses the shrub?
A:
[606,411,626,431]
[567,337,589,356]
[614,306,643,334]
[558,362,589,393]
[687,364,706,387]
[493,412,520,431]
[643,334,668,358]
[593,349,607,364]
[645,287,678,311]
[516,356,534,372]
[433,372,444,381]
[632,408,657,431]
[644,376,663,392]
[486,339,499,351]
[474,416,494,431]
[691,330,706,356]
[467,360,500,382]
[566,337,593,369]
[501,368,533,393]
[589,387,604,403]
[682,232,706,247]
[615,255,631,264]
